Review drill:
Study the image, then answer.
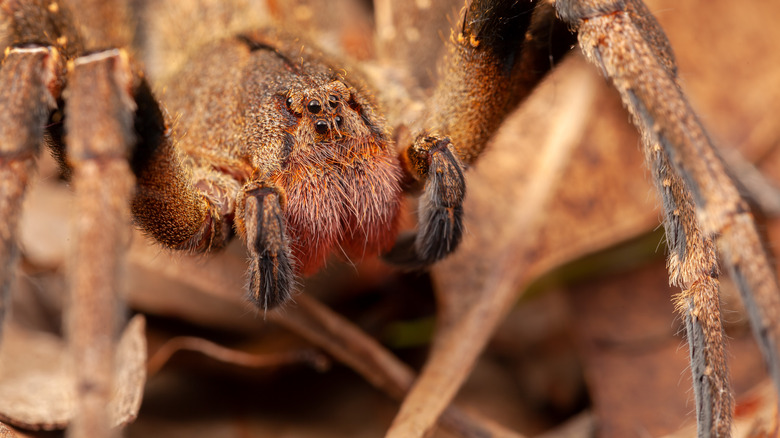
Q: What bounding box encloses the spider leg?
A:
[234,183,294,310]
[425,0,572,165]
[650,144,733,435]
[1,2,144,435]
[555,0,780,434]
[0,45,60,341]
[130,83,230,255]
[130,66,292,312]
[64,48,137,438]
[385,0,573,268]
[385,134,465,267]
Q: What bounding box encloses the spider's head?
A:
[240,73,402,276]
[280,78,389,156]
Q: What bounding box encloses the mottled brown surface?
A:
[0,317,145,431]
[2,0,780,437]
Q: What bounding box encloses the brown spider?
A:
[1,0,779,437]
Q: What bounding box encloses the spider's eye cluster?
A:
[284,89,347,136]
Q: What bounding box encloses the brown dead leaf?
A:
[126,238,522,438]
[374,0,457,89]
[0,315,146,431]
[537,414,595,438]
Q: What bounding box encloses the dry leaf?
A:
[126,239,521,437]
[0,316,146,431]
[567,259,766,437]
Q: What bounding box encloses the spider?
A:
[1,0,779,437]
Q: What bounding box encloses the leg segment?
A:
[0,45,60,341]
[64,49,136,438]
[425,0,573,166]
[130,79,230,254]
[0,0,84,60]
[132,84,295,311]
[409,137,465,263]
[386,135,465,267]
[388,0,574,267]
[554,0,780,434]
[234,183,294,311]
[650,144,732,436]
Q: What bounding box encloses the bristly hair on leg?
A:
[238,184,295,311]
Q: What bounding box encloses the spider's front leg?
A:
[133,92,295,312]
[234,182,293,309]
[65,48,139,438]
[1,2,149,436]
[385,134,465,267]
[385,2,577,436]
[385,0,573,269]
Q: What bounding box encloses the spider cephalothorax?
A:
[135,30,407,307]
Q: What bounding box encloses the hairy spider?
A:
[1,0,779,437]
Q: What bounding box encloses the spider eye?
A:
[328,95,339,108]
[315,120,329,134]
[307,99,322,114]
[286,97,294,108]
[335,115,343,127]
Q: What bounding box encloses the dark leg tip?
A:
[385,137,466,269]
[414,139,466,264]
[247,251,294,311]
[415,204,464,264]
[239,183,295,311]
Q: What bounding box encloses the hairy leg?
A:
[555,0,780,434]
[64,49,136,438]
[387,0,574,267]
[649,143,732,436]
